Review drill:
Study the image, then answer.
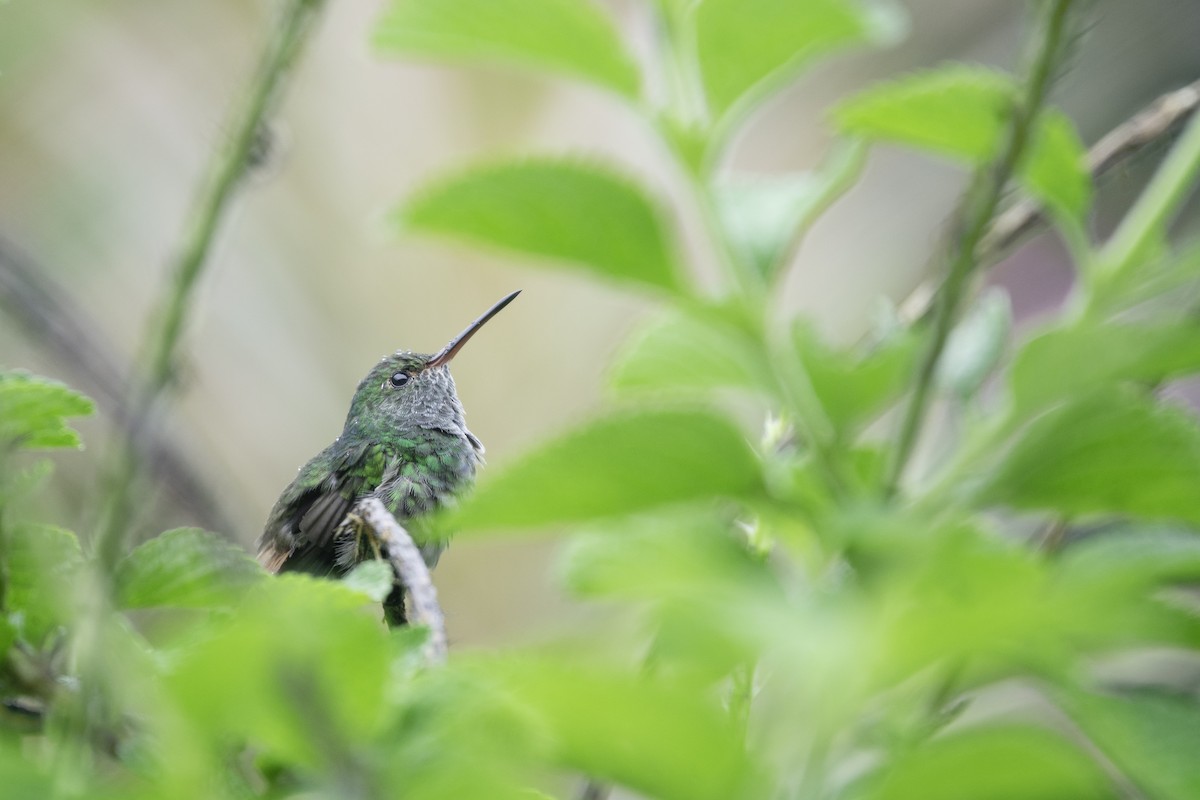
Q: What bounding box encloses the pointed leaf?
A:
[450,409,764,531]
[0,371,93,450]
[834,65,1092,218]
[114,528,264,610]
[935,288,1011,400]
[1009,320,1200,417]
[400,159,682,293]
[715,140,867,282]
[342,559,394,603]
[1064,690,1200,800]
[609,306,777,398]
[372,0,640,99]
[696,0,903,118]
[980,388,1200,524]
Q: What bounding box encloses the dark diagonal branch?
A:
[885,0,1079,493]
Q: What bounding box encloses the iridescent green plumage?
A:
[257,292,517,625]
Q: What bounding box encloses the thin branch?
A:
[95,0,326,570]
[355,498,448,665]
[0,233,234,532]
[898,76,1200,325]
[884,0,1078,493]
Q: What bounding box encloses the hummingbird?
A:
[256,290,519,626]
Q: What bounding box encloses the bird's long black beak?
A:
[426,290,521,369]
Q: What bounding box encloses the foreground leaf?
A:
[4,524,83,645]
[0,371,94,450]
[980,388,1200,524]
[1064,689,1200,800]
[451,408,764,530]
[400,159,682,293]
[113,528,264,610]
[372,0,639,98]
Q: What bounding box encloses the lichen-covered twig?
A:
[354,498,448,665]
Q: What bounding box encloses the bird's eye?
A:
[388,371,409,388]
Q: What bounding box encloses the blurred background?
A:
[2,0,1198,647]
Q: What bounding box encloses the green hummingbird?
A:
[256,290,519,626]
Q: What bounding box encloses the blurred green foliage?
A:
[3,1,1200,798]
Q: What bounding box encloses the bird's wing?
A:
[257,441,378,574]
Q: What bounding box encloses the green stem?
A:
[94,0,326,571]
[1098,109,1200,281]
[884,0,1077,495]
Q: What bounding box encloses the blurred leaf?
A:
[1056,526,1200,595]
[715,139,867,281]
[696,0,903,118]
[342,559,395,603]
[372,0,640,98]
[1063,689,1200,800]
[980,388,1200,524]
[1009,320,1200,417]
[451,409,765,530]
[0,370,93,450]
[609,306,776,398]
[936,288,1011,400]
[4,524,82,645]
[861,724,1113,799]
[167,575,390,766]
[834,65,1091,218]
[114,528,263,611]
[792,322,919,437]
[1023,108,1092,221]
[400,159,682,293]
[496,656,760,800]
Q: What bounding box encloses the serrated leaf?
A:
[1063,690,1200,800]
[861,725,1112,800]
[609,306,776,398]
[834,65,1092,219]
[450,409,764,531]
[400,159,682,293]
[372,0,640,99]
[4,524,83,645]
[1009,320,1200,417]
[792,322,918,437]
[936,288,1011,400]
[980,388,1200,524]
[696,0,902,118]
[113,528,263,610]
[715,139,867,282]
[342,559,394,603]
[495,657,761,800]
[0,371,93,450]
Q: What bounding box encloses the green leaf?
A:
[1056,526,1200,595]
[167,575,390,765]
[935,288,1011,400]
[113,528,263,610]
[372,0,639,99]
[400,159,682,293]
[450,409,764,531]
[0,370,93,450]
[834,65,1092,218]
[609,306,776,398]
[792,322,918,437]
[1023,108,1092,221]
[696,0,903,119]
[4,524,83,645]
[342,559,395,603]
[1064,690,1200,800]
[495,656,761,800]
[714,139,867,282]
[862,724,1113,800]
[980,388,1200,524]
[1009,320,1200,417]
